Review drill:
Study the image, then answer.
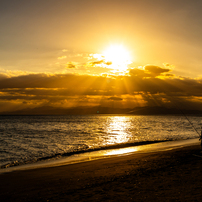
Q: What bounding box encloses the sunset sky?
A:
[1,0,202,113]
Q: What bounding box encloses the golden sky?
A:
[0,0,202,113]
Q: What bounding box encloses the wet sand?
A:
[1,143,202,201]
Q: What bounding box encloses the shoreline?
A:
[1,140,202,201]
[0,138,199,174]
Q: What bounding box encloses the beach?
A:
[1,142,202,202]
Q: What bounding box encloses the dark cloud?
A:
[164,73,174,77]
[66,63,76,68]
[108,97,123,101]
[144,65,171,77]
[129,68,150,78]
[105,61,112,65]
[90,60,105,65]
[0,74,85,89]
[90,60,112,66]
[130,65,171,78]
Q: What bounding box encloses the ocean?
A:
[0,115,201,170]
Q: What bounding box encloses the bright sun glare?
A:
[103,45,132,72]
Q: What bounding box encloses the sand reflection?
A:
[104,147,138,156]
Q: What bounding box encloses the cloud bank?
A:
[0,70,202,113]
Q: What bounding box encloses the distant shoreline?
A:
[1,106,202,116]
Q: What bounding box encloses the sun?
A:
[102,45,132,72]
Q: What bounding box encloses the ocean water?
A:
[0,115,201,169]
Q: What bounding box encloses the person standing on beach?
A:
[200,127,202,148]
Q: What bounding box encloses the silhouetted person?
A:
[200,127,202,149]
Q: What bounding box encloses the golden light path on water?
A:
[104,116,134,145]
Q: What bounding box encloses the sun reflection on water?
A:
[104,116,133,145]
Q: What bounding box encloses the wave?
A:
[0,139,170,169]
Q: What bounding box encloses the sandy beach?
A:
[1,143,202,202]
